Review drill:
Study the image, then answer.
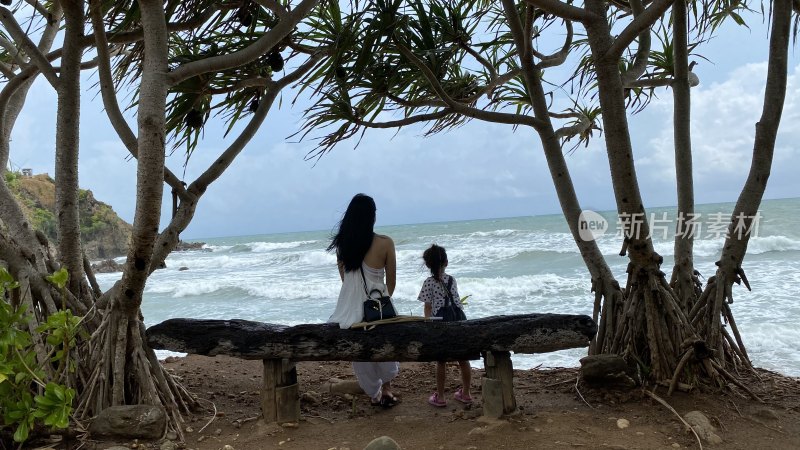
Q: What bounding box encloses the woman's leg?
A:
[352,362,383,401]
[353,361,399,400]
[377,362,400,398]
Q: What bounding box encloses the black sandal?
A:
[370,394,398,409]
[380,394,399,408]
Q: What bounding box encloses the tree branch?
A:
[480,69,522,100]
[0,35,29,67]
[460,42,497,79]
[0,2,61,169]
[524,4,535,59]
[0,65,45,141]
[620,0,650,85]
[0,61,14,78]
[253,0,289,19]
[0,7,59,87]
[146,54,325,274]
[190,52,321,193]
[75,7,219,49]
[395,39,544,130]
[208,76,270,95]
[387,92,447,108]
[354,109,453,129]
[89,0,190,202]
[167,0,320,86]
[553,112,591,139]
[286,40,319,55]
[534,20,573,68]
[89,0,138,155]
[523,0,597,23]
[23,0,52,20]
[625,77,673,88]
[606,0,673,61]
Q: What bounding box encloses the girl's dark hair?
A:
[327,193,377,272]
[423,244,448,281]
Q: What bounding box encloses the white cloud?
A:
[629,62,800,208]
[6,37,799,239]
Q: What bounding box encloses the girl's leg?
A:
[458,360,472,397]
[436,361,446,397]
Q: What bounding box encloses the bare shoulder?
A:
[374,234,395,247]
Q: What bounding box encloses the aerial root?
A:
[76,308,196,439]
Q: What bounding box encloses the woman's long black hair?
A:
[327,193,376,272]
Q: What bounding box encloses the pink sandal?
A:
[454,388,473,404]
[428,392,446,407]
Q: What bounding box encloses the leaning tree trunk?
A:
[0,3,74,375]
[669,0,701,311]
[78,0,194,436]
[0,4,62,171]
[689,0,792,375]
[0,3,63,270]
[148,84,283,270]
[500,0,624,356]
[583,0,702,384]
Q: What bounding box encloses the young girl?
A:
[418,244,472,407]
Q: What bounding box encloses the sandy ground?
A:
[82,355,800,450]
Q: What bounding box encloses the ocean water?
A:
[96,197,800,376]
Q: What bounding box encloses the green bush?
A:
[31,208,57,241]
[0,268,78,444]
[4,171,20,189]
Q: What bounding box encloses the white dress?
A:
[328,262,388,329]
[328,262,399,401]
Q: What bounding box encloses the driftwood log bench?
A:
[146,314,596,423]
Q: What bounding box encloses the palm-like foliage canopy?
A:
[289,0,756,157]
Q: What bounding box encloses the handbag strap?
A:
[360,266,384,299]
[360,266,371,298]
[440,276,455,307]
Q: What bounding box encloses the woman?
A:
[328,193,400,408]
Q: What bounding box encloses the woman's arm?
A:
[424,302,432,318]
[384,237,397,296]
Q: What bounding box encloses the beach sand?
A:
[91,355,800,449]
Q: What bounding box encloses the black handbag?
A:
[434,277,467,322]
[361,267,397,322]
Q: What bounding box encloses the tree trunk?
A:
[690,0,792,371]
[117,0,168,315]
[79,0,196,436]
[582,0,700,383]
[55,1,86,295]
[0,4,63,272]
[500,0,624,356]
[670,0,700,310]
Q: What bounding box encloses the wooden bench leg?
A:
[482,351,517,418]
[262,358,300,423]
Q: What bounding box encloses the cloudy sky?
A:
[8,14,799,240]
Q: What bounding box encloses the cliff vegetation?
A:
[5,172,131,259]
